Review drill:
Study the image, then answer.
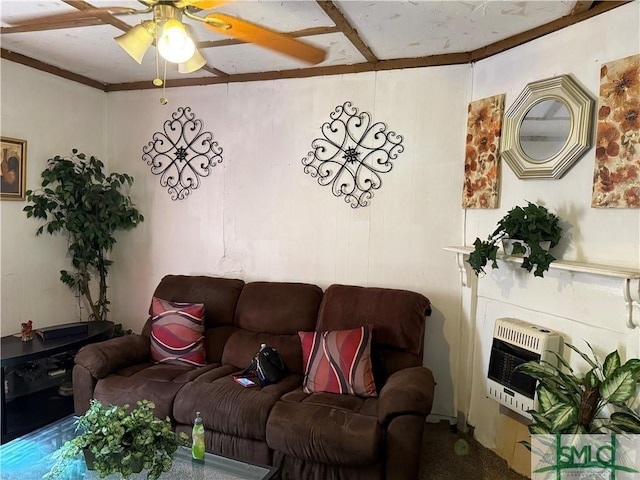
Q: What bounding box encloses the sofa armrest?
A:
[378,366,435,426]
[74,334,151,379]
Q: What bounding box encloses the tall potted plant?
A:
[24,149,144,321]
[467,202,563,278]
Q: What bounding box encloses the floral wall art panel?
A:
[591,54,640,208]
[462,94,505,209]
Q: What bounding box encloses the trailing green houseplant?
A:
[515,342,640,443]
[467,202,562,278]
[46,399,189,480]
[24,150,144,321]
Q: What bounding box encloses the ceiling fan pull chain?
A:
[160,60,168,105]
[153,37,163,88]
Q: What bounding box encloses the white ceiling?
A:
[0,1,609,89]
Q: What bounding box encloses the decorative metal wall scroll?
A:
[142,106,223,200]
[302,101,404,208]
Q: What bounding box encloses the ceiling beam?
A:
[0,18,104,34]
[62,0,132,33]
[0,48,107,91]
[315,1,378,63]
[106,52,472,91]
[201,65,229,77]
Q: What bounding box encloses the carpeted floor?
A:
[419,421,529,480]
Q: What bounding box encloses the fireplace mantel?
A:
[444,246,640,329]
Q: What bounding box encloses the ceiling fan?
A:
[10,0,328,76]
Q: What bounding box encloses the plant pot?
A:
[83,449,144,474]
[83,449,97,471]
[502,238,551,256]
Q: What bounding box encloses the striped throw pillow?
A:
[299,325,377,397]
[150,297,206,367]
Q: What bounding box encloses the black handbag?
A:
[242,344,288,387]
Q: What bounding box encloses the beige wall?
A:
[0,62,107,335]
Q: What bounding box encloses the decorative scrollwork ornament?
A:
[143,107,223,200]
[302,101,404,208]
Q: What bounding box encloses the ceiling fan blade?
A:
[8,6,140,27]
[174,0,231,9]
[203,13,326,65]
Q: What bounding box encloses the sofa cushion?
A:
[223,282,323,375]
[234,282,322,334]
[93,362,218,421]
[299,326,377,397]
[266,389,381,467]
[317,284,430,374]
[150,297,206,366]
[149,275,245,329]
[173,373,303,441]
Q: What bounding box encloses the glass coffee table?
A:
[0,415,277,479]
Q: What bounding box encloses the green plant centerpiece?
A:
[467,202,562,277]
[46,399,189,480]
[24,150,144,322]
[515,343,640,443]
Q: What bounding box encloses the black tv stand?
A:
[1,321,113,443]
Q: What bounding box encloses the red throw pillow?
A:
[298,325,377,397]
[150,297,206,367]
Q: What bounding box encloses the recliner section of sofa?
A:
[173,280,323,465]
[74,275,246,421]
[73,275,434,480]
[266,284,434,480]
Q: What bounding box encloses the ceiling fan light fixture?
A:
[158,19,195,64]
[114,21,155,65]
[179,48,207,74]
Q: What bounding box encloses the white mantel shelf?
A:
[444,246,640,278]
[444,246,640,329]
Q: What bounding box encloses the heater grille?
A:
[487,318,563,417]
[495,324,542,352]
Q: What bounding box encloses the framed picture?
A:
[1,137,27,200]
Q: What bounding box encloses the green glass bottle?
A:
[192,411,205,460]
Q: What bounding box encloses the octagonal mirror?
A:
[501,74,594,179]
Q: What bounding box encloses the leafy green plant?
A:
[24,150,144,321]
[467,202,562,277]
[515,343,640,445]
[113,323,133,337]
[46,400,189,480]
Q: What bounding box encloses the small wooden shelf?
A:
[444,246,640,329]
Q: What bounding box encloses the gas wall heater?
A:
[486,318,563,418]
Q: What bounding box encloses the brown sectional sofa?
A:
[73,275,435,480]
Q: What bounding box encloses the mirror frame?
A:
[501,74,594,179]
